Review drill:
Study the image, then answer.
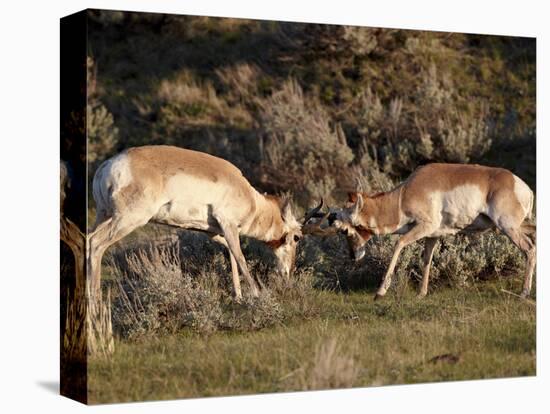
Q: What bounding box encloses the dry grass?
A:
[88,275,535,403]
[108,232,327,339]
[156,70,253,128]
[108,224,528,340]
[215,63,262,104]
[302,337,359,390]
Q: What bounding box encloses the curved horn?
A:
[302,210,339,236]
[303,198,325,224]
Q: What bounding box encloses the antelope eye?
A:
[342,228,349,235]
[293,235,301,242]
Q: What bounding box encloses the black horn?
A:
[303,198,325,224]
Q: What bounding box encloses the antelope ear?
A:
[351,193,364,222]
[281,198,293,222]
[348,192,358,203]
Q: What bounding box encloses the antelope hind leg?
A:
[498,226,536,298]
[417,237,438,298]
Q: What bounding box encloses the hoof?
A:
[520,290,530,299]
[416,292,427,299]
[374,293,384,301]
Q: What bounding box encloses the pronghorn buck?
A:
[325,163,536,299]
[90,145,305,300]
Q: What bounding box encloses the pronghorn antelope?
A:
[90,145,305,300]
[322,163,536,299]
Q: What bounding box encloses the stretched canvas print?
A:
[60,9,536,405]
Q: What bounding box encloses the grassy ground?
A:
[88,277,535,404]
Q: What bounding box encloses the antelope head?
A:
[266,198,303,280]
[328,192,372,262]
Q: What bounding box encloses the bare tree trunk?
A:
[60,216,87,402]
[61,217,87,361]
[86,285,114,357]
[61,216,114,358]
[60,216,114,403]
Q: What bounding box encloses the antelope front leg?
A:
[228,251,242,299]
[375,222,435,300]
[213,212,260,297]
[375,242,404,300]
[211,234,242,300]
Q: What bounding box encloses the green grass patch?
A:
[88,279,535,404]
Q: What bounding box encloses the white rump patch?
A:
[107,153,133,193]
[92,153,134,212]
[513,175,533,219]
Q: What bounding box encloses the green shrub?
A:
[87,57,119,167]
[301,229,525,295]
[261,78,354,204]
[430,232,525,288]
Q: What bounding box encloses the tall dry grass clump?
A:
[300,225,525,295]
[111,246,224,337]
[295,337,359,390]
[156,70,253,129]
[215,63,262,104]
[109,235,324,339]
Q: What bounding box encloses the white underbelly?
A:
[430,184,489,236]
[153,200,212,228]
[427,225,463,237]
[151,174,251,231]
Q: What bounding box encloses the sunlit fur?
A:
[90,145,303,299]
[330,163,536,299]
[270,202,302,280]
